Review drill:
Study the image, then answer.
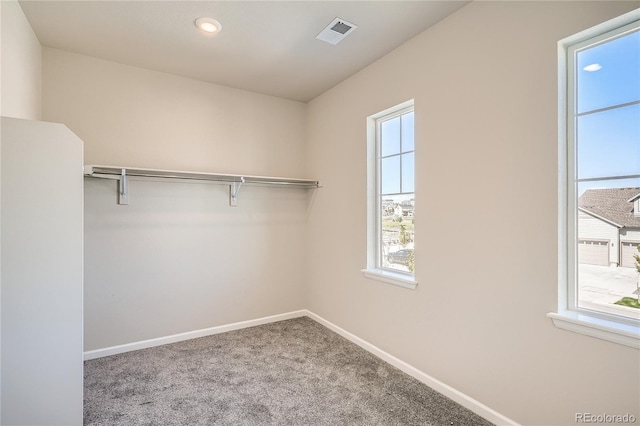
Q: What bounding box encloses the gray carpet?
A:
[84,317,493,425]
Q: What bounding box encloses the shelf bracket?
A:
[118,168,128,205]
[229,177,244,207]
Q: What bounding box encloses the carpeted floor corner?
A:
[84,317,494,425]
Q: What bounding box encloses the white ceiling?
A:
[20,1,469,103]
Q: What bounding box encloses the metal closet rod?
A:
[84,165,320,187]
[83,165,320,206]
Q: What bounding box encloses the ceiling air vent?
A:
[316,17,358,45]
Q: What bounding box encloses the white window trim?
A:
[363,99,417,290]
[549,9,640,349]
[361,268,417,290]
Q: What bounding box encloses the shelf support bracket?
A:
[118,168,128,205]
[229,177,244,206]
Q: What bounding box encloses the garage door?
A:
[578,240,609,266]
[621,241,639,268]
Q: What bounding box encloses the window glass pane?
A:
[577,177,640,196]
[401,111,414,152]
[576,179,640,321]
[577,104,640,179]
[371,103,415,278]
[381,156,400,194]
[576,30,640,114]
[381,117,401,157]
[401,153,414,193]
[380,194,415,274]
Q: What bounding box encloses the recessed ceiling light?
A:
[583,63,602,72]
[195,17,222,34]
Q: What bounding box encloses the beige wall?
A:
[305,2,639,425]
[36,1,640,423]
[43,48,306,177]
[0,0,41,120]
[42,48,310,351]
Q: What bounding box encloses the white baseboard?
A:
[304,310,520,426]
[83,310,307,361]
[84,309,517,425]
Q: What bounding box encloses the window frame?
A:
[362,100,417,290]
[549,9,640,348]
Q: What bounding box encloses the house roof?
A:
[628,192,640,203]
[578,187,640,228]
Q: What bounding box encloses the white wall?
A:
[42,48,311,351]
[0,0,42,120]
[0,1,44,422]
[305,2,639,425]
[1,117,83,425]
[622,229,640,240]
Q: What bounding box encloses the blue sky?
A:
[577,29,640,113]
[381,111,415,197]
[576,29,640,194]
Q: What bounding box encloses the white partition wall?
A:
[1,117,83,425]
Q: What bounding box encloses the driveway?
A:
[578,264,639,305]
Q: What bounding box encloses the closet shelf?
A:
[84,165,320,206]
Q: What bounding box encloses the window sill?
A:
[361,268,417,290]
[547,311,639,349]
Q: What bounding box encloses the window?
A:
[549,10,640,347]
[363,100,417,289]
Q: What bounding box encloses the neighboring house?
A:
[381,199,396,217]
[578,187,640,268]
[400,199,415,217]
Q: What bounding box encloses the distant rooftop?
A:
[578,187,640,228]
